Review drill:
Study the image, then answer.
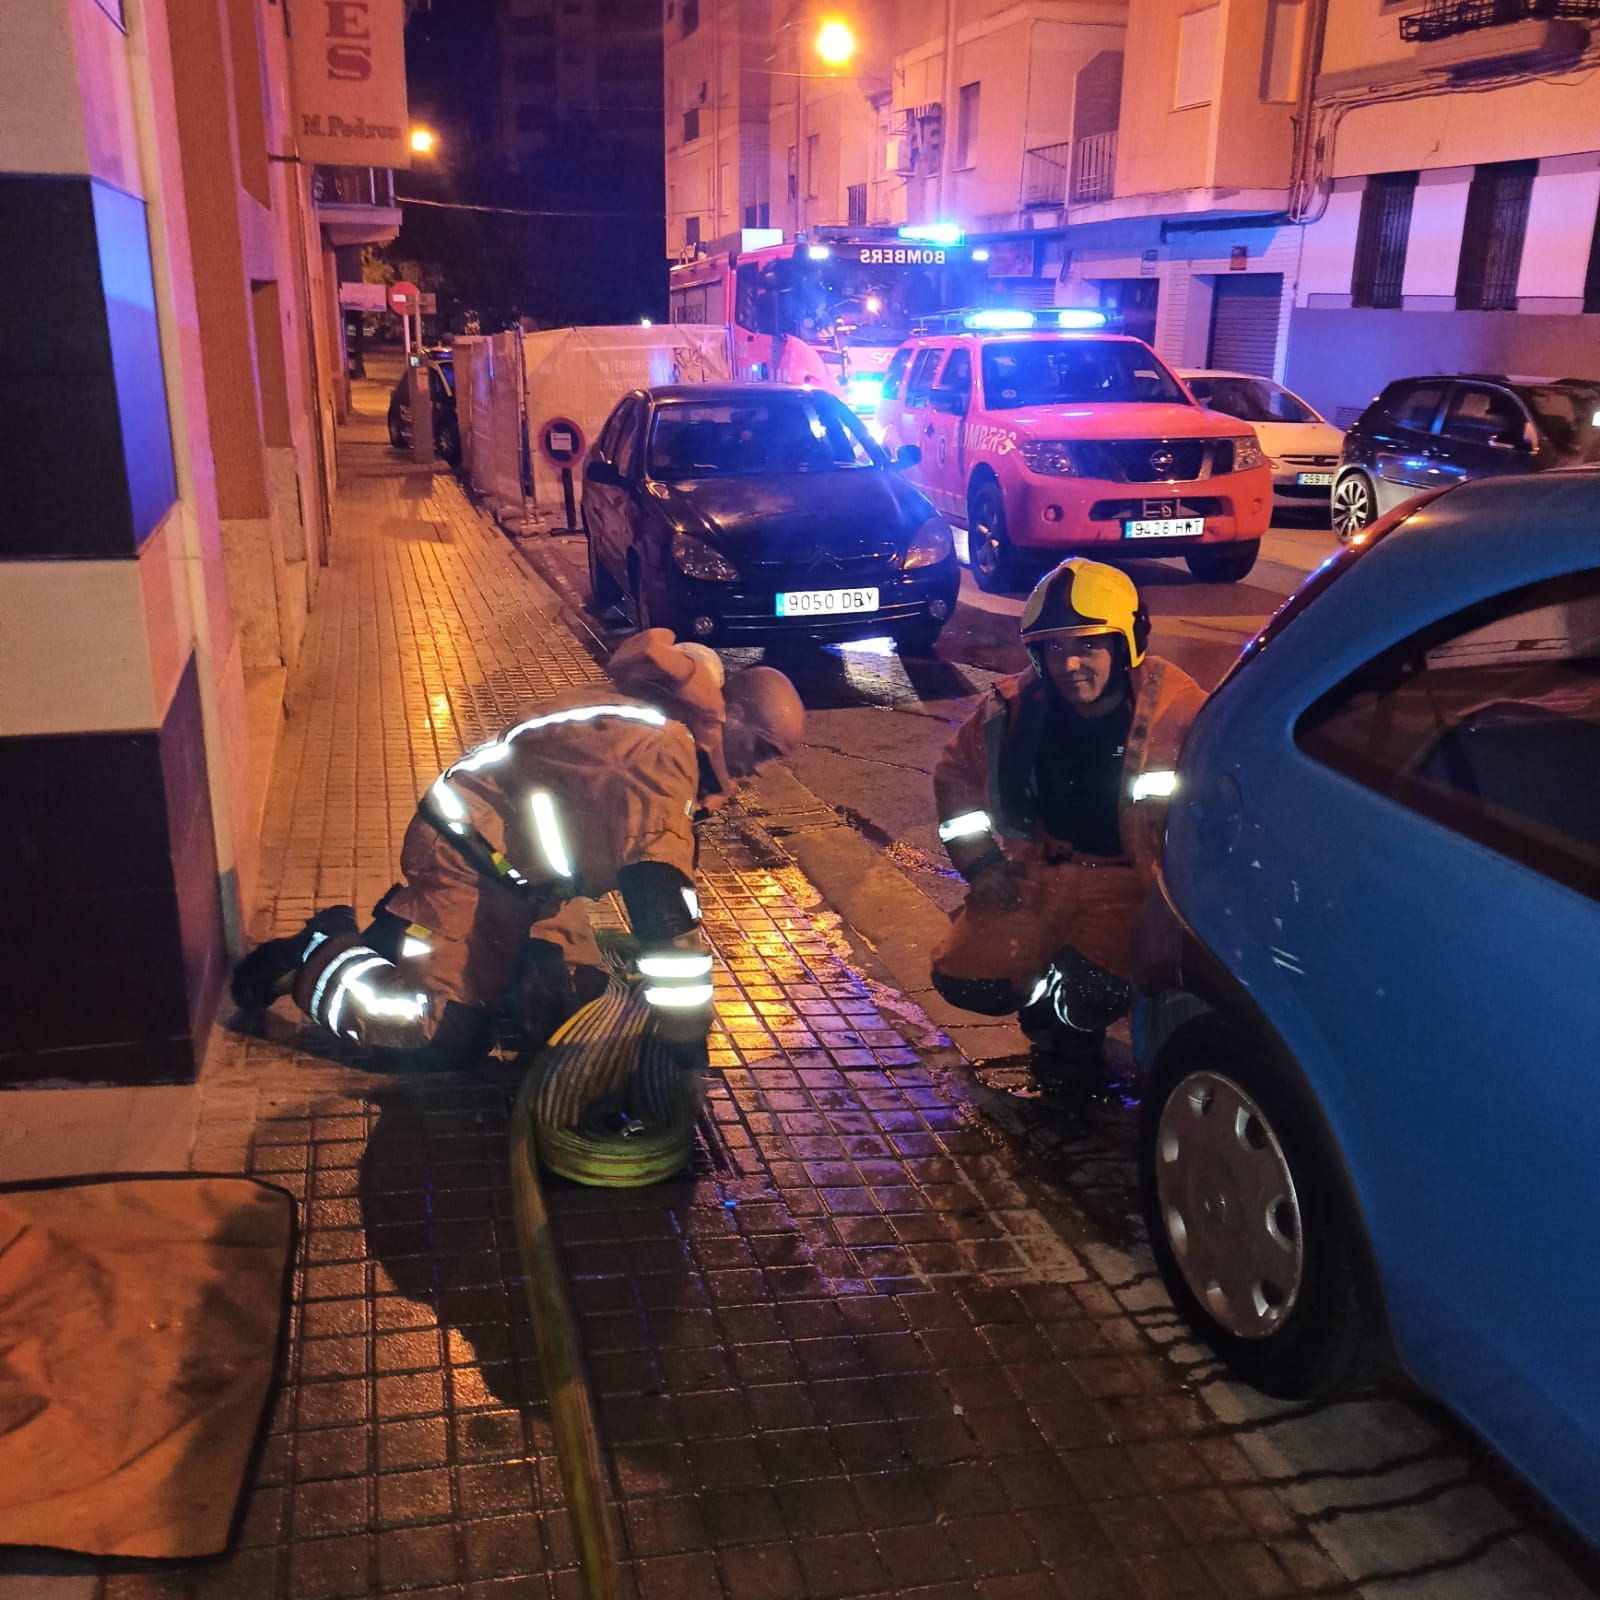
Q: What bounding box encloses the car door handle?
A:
[923,424,935,437]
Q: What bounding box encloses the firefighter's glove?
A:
[967,857,1023,912]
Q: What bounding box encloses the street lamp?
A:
[814,18,855,67]
[410,126,437,156]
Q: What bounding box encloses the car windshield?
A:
[1188,375,1316,424]
[1521,384,1600,463]
[980,341,1189,410]
[434,362,455,395]
[648,394,882,478]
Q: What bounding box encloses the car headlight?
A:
[671,532,740,582]
[903,516,953,570]
[1231,437,1267,472]
[1017,440,1079,476]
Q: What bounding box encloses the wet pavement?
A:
[3,371,1596,1600]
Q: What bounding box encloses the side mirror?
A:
[894,444,922,468]
[585,458,622,487]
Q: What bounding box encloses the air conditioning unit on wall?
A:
[885,134,916,176]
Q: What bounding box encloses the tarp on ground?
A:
[520,325,732,514]
[0,1176,293,1558]
[458,331,526,527]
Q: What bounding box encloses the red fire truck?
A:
[667,224,989,421]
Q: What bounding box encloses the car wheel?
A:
[1331,472,1376,542]
[969,481,1017,594]
[1140,1015,1374,1398]
[1185,540,1260,584]
[895,619,942,657]
[437,420,461,465]
[586,524,622,612]
[387,408,406,449]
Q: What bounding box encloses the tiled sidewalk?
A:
[57,378,1371,1600]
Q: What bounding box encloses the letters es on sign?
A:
[1230,245,1248,271]
[1140,249,1158,277]
[289,0,411,168]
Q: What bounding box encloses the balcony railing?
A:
[1070,131,1117,204]
[1399,0,1599,40]
[311,166,397,207]
[1020,142,1072,208]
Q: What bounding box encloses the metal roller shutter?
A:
[1206,273,1282,375]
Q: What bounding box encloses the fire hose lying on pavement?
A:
[508,968,709,1600]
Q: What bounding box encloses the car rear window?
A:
[648,393,880,478]
[981,340,1188,409]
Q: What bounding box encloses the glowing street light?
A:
[410,126,437,156]
[814,18,855,66]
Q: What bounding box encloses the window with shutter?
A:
[1351,172,1416,310]
[1457,161,1536,312]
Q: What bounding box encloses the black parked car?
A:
[1332,373,1600,539]
[583,384,960,654]
[387,351,459,463]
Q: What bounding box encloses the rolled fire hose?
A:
[508,977,708,1600]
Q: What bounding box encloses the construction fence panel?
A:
[520,325,732,516]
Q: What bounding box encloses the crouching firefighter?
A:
[232,631,806,1071]
[930,559,1204,1092]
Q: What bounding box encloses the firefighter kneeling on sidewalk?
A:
[931,559,1205,1095]
[232,631,806,1072]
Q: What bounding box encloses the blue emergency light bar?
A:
[897,222,965,247]
[960,308,1111,332]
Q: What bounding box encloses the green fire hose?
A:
[508,977,707,1600]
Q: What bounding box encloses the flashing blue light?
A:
[965,309,1035,331]
[1054,308,1108,330]
[848,375,884,408]
[898,222,965,247]
[807,244,832,260]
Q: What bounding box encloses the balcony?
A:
[1071,132,1116,205]
[1021,142,1071,208]
[1399,0,1598,39]
[311,165,403,247]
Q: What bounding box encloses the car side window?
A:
[937,348,972,399]
[904,347,944,408]
[882,347,913,402]
[597,403,626,461]
[1440,386,1528,446]
[1295,570,1600,899]
[1386,382,1446,433]
[613,400,643,479]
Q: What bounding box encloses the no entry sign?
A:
[387,279,420,314]
[539,417,586,467]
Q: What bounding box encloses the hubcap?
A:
[1332,478,1370,537]
[1154,1071,1304,1339]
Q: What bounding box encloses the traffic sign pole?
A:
[538,419,588,534]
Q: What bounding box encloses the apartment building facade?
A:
[661,0,1600,407]
[1,0,406,1085]
[499,0,663,167]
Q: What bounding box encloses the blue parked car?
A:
[1130,471,1600,1541]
